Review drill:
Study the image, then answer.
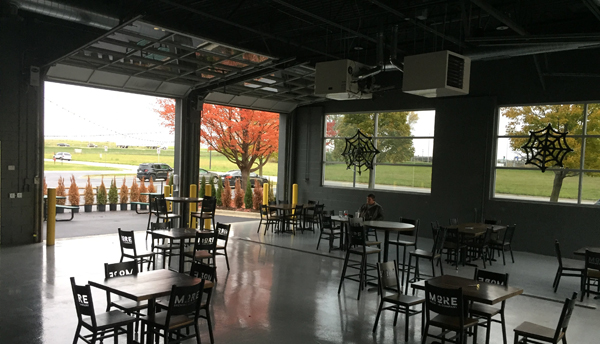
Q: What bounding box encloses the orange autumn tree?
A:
[155,101,279,190]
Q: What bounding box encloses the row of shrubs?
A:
[43,174,276,211]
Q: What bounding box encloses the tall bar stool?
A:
[388,217,419,287]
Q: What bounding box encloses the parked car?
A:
[87,143,98,147]
[199,168,219,184]
[222,170,268,188]
[53,152,72,161]
[56,143,70,147]
[137,163,172,181]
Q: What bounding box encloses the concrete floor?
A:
[1,212,599,343]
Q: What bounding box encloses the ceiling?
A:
[8,0,600,111]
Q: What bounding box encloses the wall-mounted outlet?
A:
[8,165,15,171]
[9,193,16,198]
[17,193,22,198]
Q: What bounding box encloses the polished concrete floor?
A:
[1,213,599,343]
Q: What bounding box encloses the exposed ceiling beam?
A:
[366,0,466,49]
[581,0,600,22]
[469,0,529,36]
[157,0,340,59]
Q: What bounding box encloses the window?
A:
[323,110,435,193]
[494,103,600,205]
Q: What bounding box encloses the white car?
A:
[53,152,72,161]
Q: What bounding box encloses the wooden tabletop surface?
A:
[411,275,523,305]
[573,247,600,256]
[446,223,505,236]
[363,220,414,232]
[89,269,202,301]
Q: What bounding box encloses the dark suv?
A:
[137,163,172,181]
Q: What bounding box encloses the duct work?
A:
[10,0,120,30]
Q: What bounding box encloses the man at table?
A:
[358,193,384,220]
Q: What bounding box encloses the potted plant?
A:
[43,176,47,196]
[252,179,263,210]
[216,176,223,207]
[234,178,244,209]
[199,176,206,198]
[139,177,148,210]
[221,177,232,208]
[108,177,118,211]
[120,177,128,210]
[148,176,157,193]
[56,176,66,213]
[130,178,140,211]
[84,176,94,212]
[96,177,107,212]
[68,174,80,213]
[244,178,253,209]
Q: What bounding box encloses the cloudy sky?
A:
[44,82,174,147]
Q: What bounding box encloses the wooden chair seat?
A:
[587,268,600,278]
[348,246,381,255]
[110,299,148,313]
[429,314,479,330]
[388,238,416,246]
[90,310,140,329]
[141,311,196,330]
[185,250,213,260]
[190,212,212,219]
[514,321,564,342]
[365,240,381,247]
[382,292,424,306]
[470,303,501,318]
[410,248,440,259]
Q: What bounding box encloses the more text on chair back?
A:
[554,240,564,268]
[193,231,217,252]
[425,281,465,318]
[150,221,171,231]
[474,268,508,286]
[377,261,400,294]
[165,281,205,321]
[503,224,516,244]
[432,227,447,254]
[104,261,138,279]
[449,218,459,225]
[70,277,97,326]
[216,222,231,241]
[554,292,578,341]
[201,197,216,214]
[118,228,136,251]
[585,250,600,271]
[190,261,216,282]
[348,222,367,247]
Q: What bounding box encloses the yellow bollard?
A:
[292,183,298,217]
[189,184,197,228]
[204,184,212,230]
[164,185,171,212]
[47,188,56,246]
[263,183,269,205]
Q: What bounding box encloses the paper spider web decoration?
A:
[341,129,380,175]
[521,123,573,173]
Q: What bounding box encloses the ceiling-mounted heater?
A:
[402,50,471,98]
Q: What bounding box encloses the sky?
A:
[44,82,174,147]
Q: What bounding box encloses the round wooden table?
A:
[363,220,415,261]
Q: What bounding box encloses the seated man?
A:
[358,193,384,221]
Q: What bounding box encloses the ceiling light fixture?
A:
[496,25,509,31]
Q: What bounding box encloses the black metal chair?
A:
[388,217,419,287]
[372,260,425,341]
[338,219,381,300]
[149,221,176,269]
[465,226,494,268]
[470,268,509,344]
[215,222,232,270]
[259,204,281,234]
[118,228,156,272]
[582,249,600,301]
[139,280,206,344]
[552,240,585,293]
[104,261,148,333]
[513,292,578,344]
[316,214,342,252]
[489,224,516,265]
[70,277,136,344]
[184,230,218,268]
[422,281,478,344]
[191,196,216,231]
[405,226,446,294]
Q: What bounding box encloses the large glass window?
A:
[323,110,435,193]
[494,103,600,205]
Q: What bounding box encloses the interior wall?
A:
[293,48,600,256]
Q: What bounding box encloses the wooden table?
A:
[268,203,313,233]
[363,220,415,261]
[164,196,203,227]
[573,247,600,256]
[331,215,350,249]
[446,222,505,236]
[411,275,523,305]
[149,227,200,272]
[89,269,202,344]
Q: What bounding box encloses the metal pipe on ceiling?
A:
[10,0,120,30]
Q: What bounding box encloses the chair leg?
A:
[338,251,350,295]
[316,233,322,250]
[357,255,365,300]
[501,311,508,344]
[372,300,384,332]
[554,269,562,293]
[509,245,515,263]
[224,249,230,271]
[404,305,410,341]
[72,324,81,344]
[205,308,215,344]
[400,247,407,289]
[439,256,444,276]
[405,254,413,294]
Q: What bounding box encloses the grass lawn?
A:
[44,162,124,171]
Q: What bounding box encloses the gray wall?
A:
[292,49,600,256]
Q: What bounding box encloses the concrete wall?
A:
[292,49,600,256]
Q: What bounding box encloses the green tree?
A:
[215,176,223,206]
[199,176,206,198]
[244,179,253,209]
[108,177,118,205]
[502,104,600,202]
[330,112,417,164]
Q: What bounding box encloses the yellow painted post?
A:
[164,185,171,212]
[47,188,56,246]
[204,184,212,230]
[292,183,298,217]
[189,184,197,228]
[263,183,269,205]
